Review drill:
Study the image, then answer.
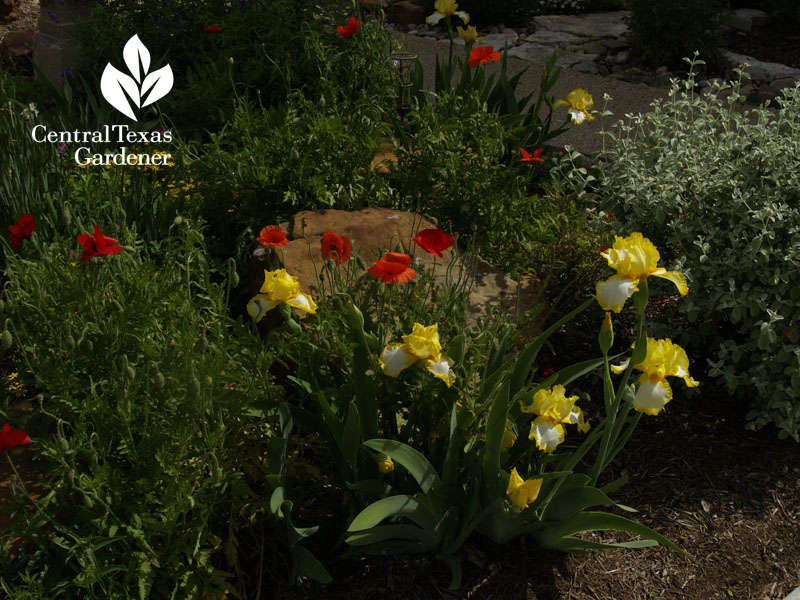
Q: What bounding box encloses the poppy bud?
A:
[346,300,365,330]
[199,337,209,352]
[204,375,213,387]
[230,271,240,288]
[173,216,183,226]
[58,437,70,453]
[126,366,136,381]
[285,317,302,334]
[1,329,12,351]
[82,492,94,509]
[62,204,72,226]
[154,372,165,390]
[65,333,76,350]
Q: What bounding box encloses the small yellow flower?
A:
[426,0,469,25]
[554,88,594,125]
[379,323,456,386]
[596,232,688,313]
[611,338,698,415]
[520,385,589,453]
[506,467,542,511]
[247,269,317,321]
[456,25,480,45]
[501,419,517,451]
[378,457,394,474]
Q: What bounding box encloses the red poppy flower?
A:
[205,25,222,33]
[9,213,34,249]
[257,225,289,248]
[0,423,31,451]
[77,226,123,266]
[368,252,417,284]
[411,228,455,258]
[518,148,544,163]
[541,366,555,377]
[337,16,361,38]
[467,46,501,67]
[321,231,352,264]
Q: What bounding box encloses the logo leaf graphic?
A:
[101,33,173,121]
[101,64,140,121]
[123,34,150,83]
[141,65,174,107]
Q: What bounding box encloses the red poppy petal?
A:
[77,233,94,251]
[382,252,412,267]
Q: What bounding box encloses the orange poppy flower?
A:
[321,231,352,264]
[337,16,361,39]
[518,147,544,163]
[367,252,417,284]
[467,46,501,67]
[257,225,289,247]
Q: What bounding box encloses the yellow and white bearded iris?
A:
[247,269,317,321]
[553,88,594,124]
[456,25,480,45]
[426,0,469,25]
[611,338,699,415]
[596,232,688,313]
[506,467,543,511]
[520,385,589,453]
[379,323,456,387]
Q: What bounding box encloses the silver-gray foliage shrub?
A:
[591,61,800,441]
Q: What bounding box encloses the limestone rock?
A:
[533,12,629,40]
[573,61,599,75]
[387,0,425,26]
[525,30,582,46]
[507,42,551,62]
[726,8,770,32]
[248,208,539,326]
[478,31,519,48]
[722,50,800,83]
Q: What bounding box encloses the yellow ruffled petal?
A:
[652,269,689,296]
[247,294,279,322]
[506,467,542,511]
[284,292,318,314]
[633,378,672,415]
[402,323,442,361]
[529,418,565,453]
[596,275,639,313]
[568,109,593,125]
[553,98,568,110]
[424,355,456,387]
[379,343,418,377]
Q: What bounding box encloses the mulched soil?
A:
[281,377,800,600]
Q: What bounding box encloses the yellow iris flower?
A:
[506,467,543,511]
[554,88,594,124]
[426,0,469,25]
[501,419,518,451]
[378,457,395,474]
[247,269,317,321]
[596,232,688,313]
[520,385,589,453]
[379,323,456,386]
[456,25,480,45]
[611,338,699,415]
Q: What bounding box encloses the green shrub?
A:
[625,0,729,69]
[588,62,800,441]
[73,0,353,137]
[765,0,800,24]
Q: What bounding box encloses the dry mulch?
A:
[281,387,800,600]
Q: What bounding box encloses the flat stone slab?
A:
[533,11,630,39]
[249,208,538,326]
[721,49,800,83]
[525,30,583,46]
